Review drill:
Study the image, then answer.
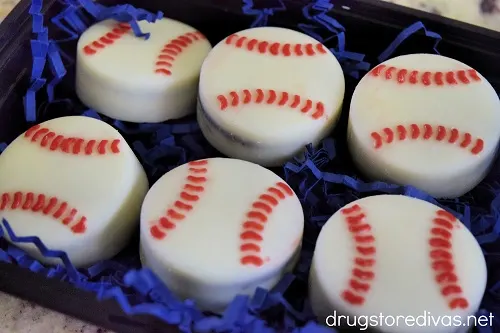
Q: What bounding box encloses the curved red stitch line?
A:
[24,125,121,155]
[225,34,327,57]
[370,124,484,155]
[340,204,376,306]
[216,89,326,120]
[239,181,294,267]
[149,160,208,240]
[82,23,131,55]
[428,209,469,310]
[154,31,207,76]
[0,191,86,233]
[369,65,481,85]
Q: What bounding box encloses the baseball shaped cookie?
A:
[0,116,149,267]
[310,195,487,333]
[140,158,303,312]
[197,27,345,167]
[76,18,212,123]
[348,53,500,198]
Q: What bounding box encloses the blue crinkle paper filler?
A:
[298,0,370,79]
[242,0,286,28]
[24,0,48,122]
[377,21,442,62]
[52,0,163,40]
[0,0,499,332]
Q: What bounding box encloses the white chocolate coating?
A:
[348,54,500,198]
[310,195,487,333]
[76,18,212,123]
[198,27,345,166]
[0,116,149,267]
[140,158,303,312]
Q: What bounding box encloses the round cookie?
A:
[197,27,345,167]
[76,18,212,123]
[348,53,500,198]
[309,195,487,333]
[0,116,149,267]
[140,158,303,312]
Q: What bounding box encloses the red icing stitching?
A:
[370,65,481,86]
[24,124,121,155]
[239,182,294,267]
[82,23,131,55]
[225,34,327,56]
[428,209,469,310]
[370,124,484,155]
[154,31,207,76]
[150,160,208,240]
[340,204,376,306]
[0,191,86,234]
[217,89,326,120]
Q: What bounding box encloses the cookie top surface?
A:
[0,116,140,243]
[198,27,345,143]
[140,157,304,283]
[313,195,486,322]
[77,18,212,87]
[349,53,500,173]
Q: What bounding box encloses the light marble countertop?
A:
[0,0,498,30]
[383,0,500,32]
[0,0,16,20]
[0,291,110,333]
[0,0,497,332]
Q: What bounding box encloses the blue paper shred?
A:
[298,0,370,79]
[52,0,163,40]
[29,0,45,33]
[77,0,163,38]
[1,0,499,332]
[377,21,442,62]
[0,143,7,153]
[241,0,286,28]
[51,6,87,41]
[24,0,49,122]
[0,218,131,292]
[46,41,67,102]
[0,219,81,282]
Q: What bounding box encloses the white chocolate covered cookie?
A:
[310,195,487,333]
[348,54,500,198]
[140,158,303,312]
[0,116,149,267]
[197,27,345,167]
[76,18,212,123]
